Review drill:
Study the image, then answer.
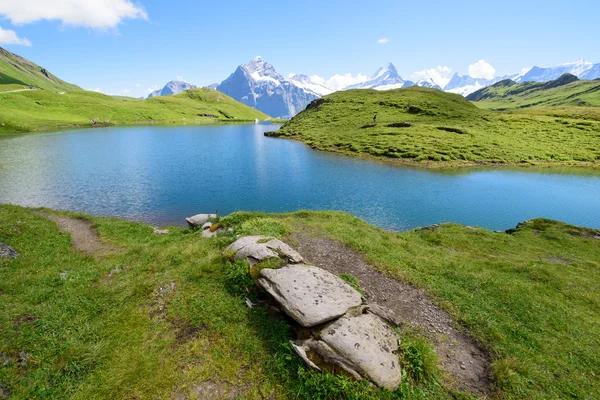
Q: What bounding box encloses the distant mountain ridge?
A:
[346,63,414,90]
[147,80,198,98]
[466,73,600,108]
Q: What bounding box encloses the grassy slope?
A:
[0,88,270,134]
[468,75,600,109]
[0,47,80,92]
[1,205,599,399]
[268,87,600,168]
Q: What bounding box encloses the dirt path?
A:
[289,231,491,397]
[36,212,118,256]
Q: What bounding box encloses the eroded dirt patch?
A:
[35,212,118,256]
[173,380,243,400]
[289,231,492,396]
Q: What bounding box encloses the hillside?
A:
[1,205,600,399]
[0,47,80,92]
[0,88,270,134]
[268,86,600,167]
[467,74,600,109]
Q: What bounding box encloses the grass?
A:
[2,205,599,399]
[468,75,600,109]
[0,88,270,135]
[0,47,80,92]
[267,86,600,168]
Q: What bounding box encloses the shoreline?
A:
[265,131,600,172]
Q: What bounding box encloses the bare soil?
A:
[289,231,492,397]
[36,212,118,256]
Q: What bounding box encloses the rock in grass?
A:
[292,312,402,390]
[153,228,169,235]
[224,236,303,265]
[256,265,362,327]
[185,214,216,228]
[0,242,19,259]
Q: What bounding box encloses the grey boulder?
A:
[0,242,19,259]
[292,312,402,390]
[186,214,216,228]
[225,236,303,265]
[256,265,362,327]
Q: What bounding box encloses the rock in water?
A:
[292,312,402,390]
[185,214,216,228]
[256,265,362,327]
[224,236,303,265]
[0,242,19,259]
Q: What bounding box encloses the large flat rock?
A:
[256,265,362,327]
[292,312,402,390]
[224,236,303,265]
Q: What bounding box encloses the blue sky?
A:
[0,0,598,97]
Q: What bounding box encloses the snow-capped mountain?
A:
[443,73,505,96]
[415,78,442,90]
[515,59,599,83]
[216,57,323,118]
[346,63,414,90]
[147,80,198,98]
[288,74,333,96]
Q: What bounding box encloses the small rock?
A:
[245,298,254,309]
[18,350,31,366]
[153,228,169,235]
[0,242,19,259]
[202,228,224,238]
[202,222,212,231]
[256,265,362,327]
[60,271,68,280]
[186,214,217,228]
[225,236,303,265]
[368,304,402,327]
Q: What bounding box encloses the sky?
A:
[0,0,599,97]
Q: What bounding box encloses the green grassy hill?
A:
[467,74,600,109]
[1,205,599,399]
[268,86,600,168]
[0,88,270,134]
[0,47,81,92]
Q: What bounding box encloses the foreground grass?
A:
[268,87,600,168]
[1,206,599,399]
[0,88,269,135]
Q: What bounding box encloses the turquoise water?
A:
[1,124,599,231]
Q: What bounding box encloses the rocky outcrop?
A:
[0,242,19,259]
[256,265,363,327]
[225,236,303,265]
[292,310,402,390]
[224,236,402,390]
[186,214,217,228]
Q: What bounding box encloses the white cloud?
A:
[377,38,389,44]
[467,59,495,79]
[0,0,147,29]
[135,83,140,87]
[0,25,31,46]
[122,88,130,93]
[410,66,453,87]
[311,73,369,91]
[147,84,159,94]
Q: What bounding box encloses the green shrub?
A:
[223,260,254,296]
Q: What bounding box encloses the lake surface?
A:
[1,124,599,231]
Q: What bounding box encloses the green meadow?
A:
[1,205,599,399]
[268,86,600,168]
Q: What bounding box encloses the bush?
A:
[223,260,254,296]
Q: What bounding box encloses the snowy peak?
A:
[147,80,198,98]
[416,78,442,90]
[346,62,411,90]
[216,57,323,118]
[515,59,597,83]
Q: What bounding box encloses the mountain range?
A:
[146,57,600,118]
